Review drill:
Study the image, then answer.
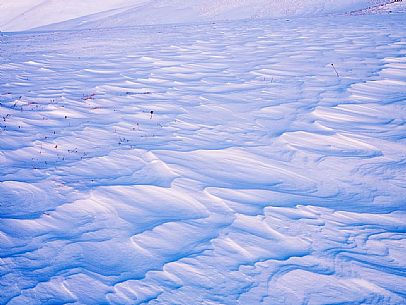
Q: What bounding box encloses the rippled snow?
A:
[1,14,405,305]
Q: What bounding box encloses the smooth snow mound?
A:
[0,0,392,32]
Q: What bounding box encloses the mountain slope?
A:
[0,0,393,32]
[0,0,148,32]
[37,0,392,31]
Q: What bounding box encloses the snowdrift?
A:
[1,12,405,304]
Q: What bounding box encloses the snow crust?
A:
[1,7,406,305]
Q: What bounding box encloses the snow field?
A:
[0,13,406,305]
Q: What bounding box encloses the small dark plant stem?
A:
[331,63,339,77]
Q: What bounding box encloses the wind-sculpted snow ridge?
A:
[1,13,406,305]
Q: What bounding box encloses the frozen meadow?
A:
[0,2,406,305]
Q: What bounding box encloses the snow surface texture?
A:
[0,0,392,32]
[1,7,406,305]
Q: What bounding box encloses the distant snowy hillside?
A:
[0,0,393,32]
[0,0,148,32]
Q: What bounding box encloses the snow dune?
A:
[1,11,405,304]
[0,0,393,32]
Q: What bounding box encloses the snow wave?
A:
[1,13,405,305]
